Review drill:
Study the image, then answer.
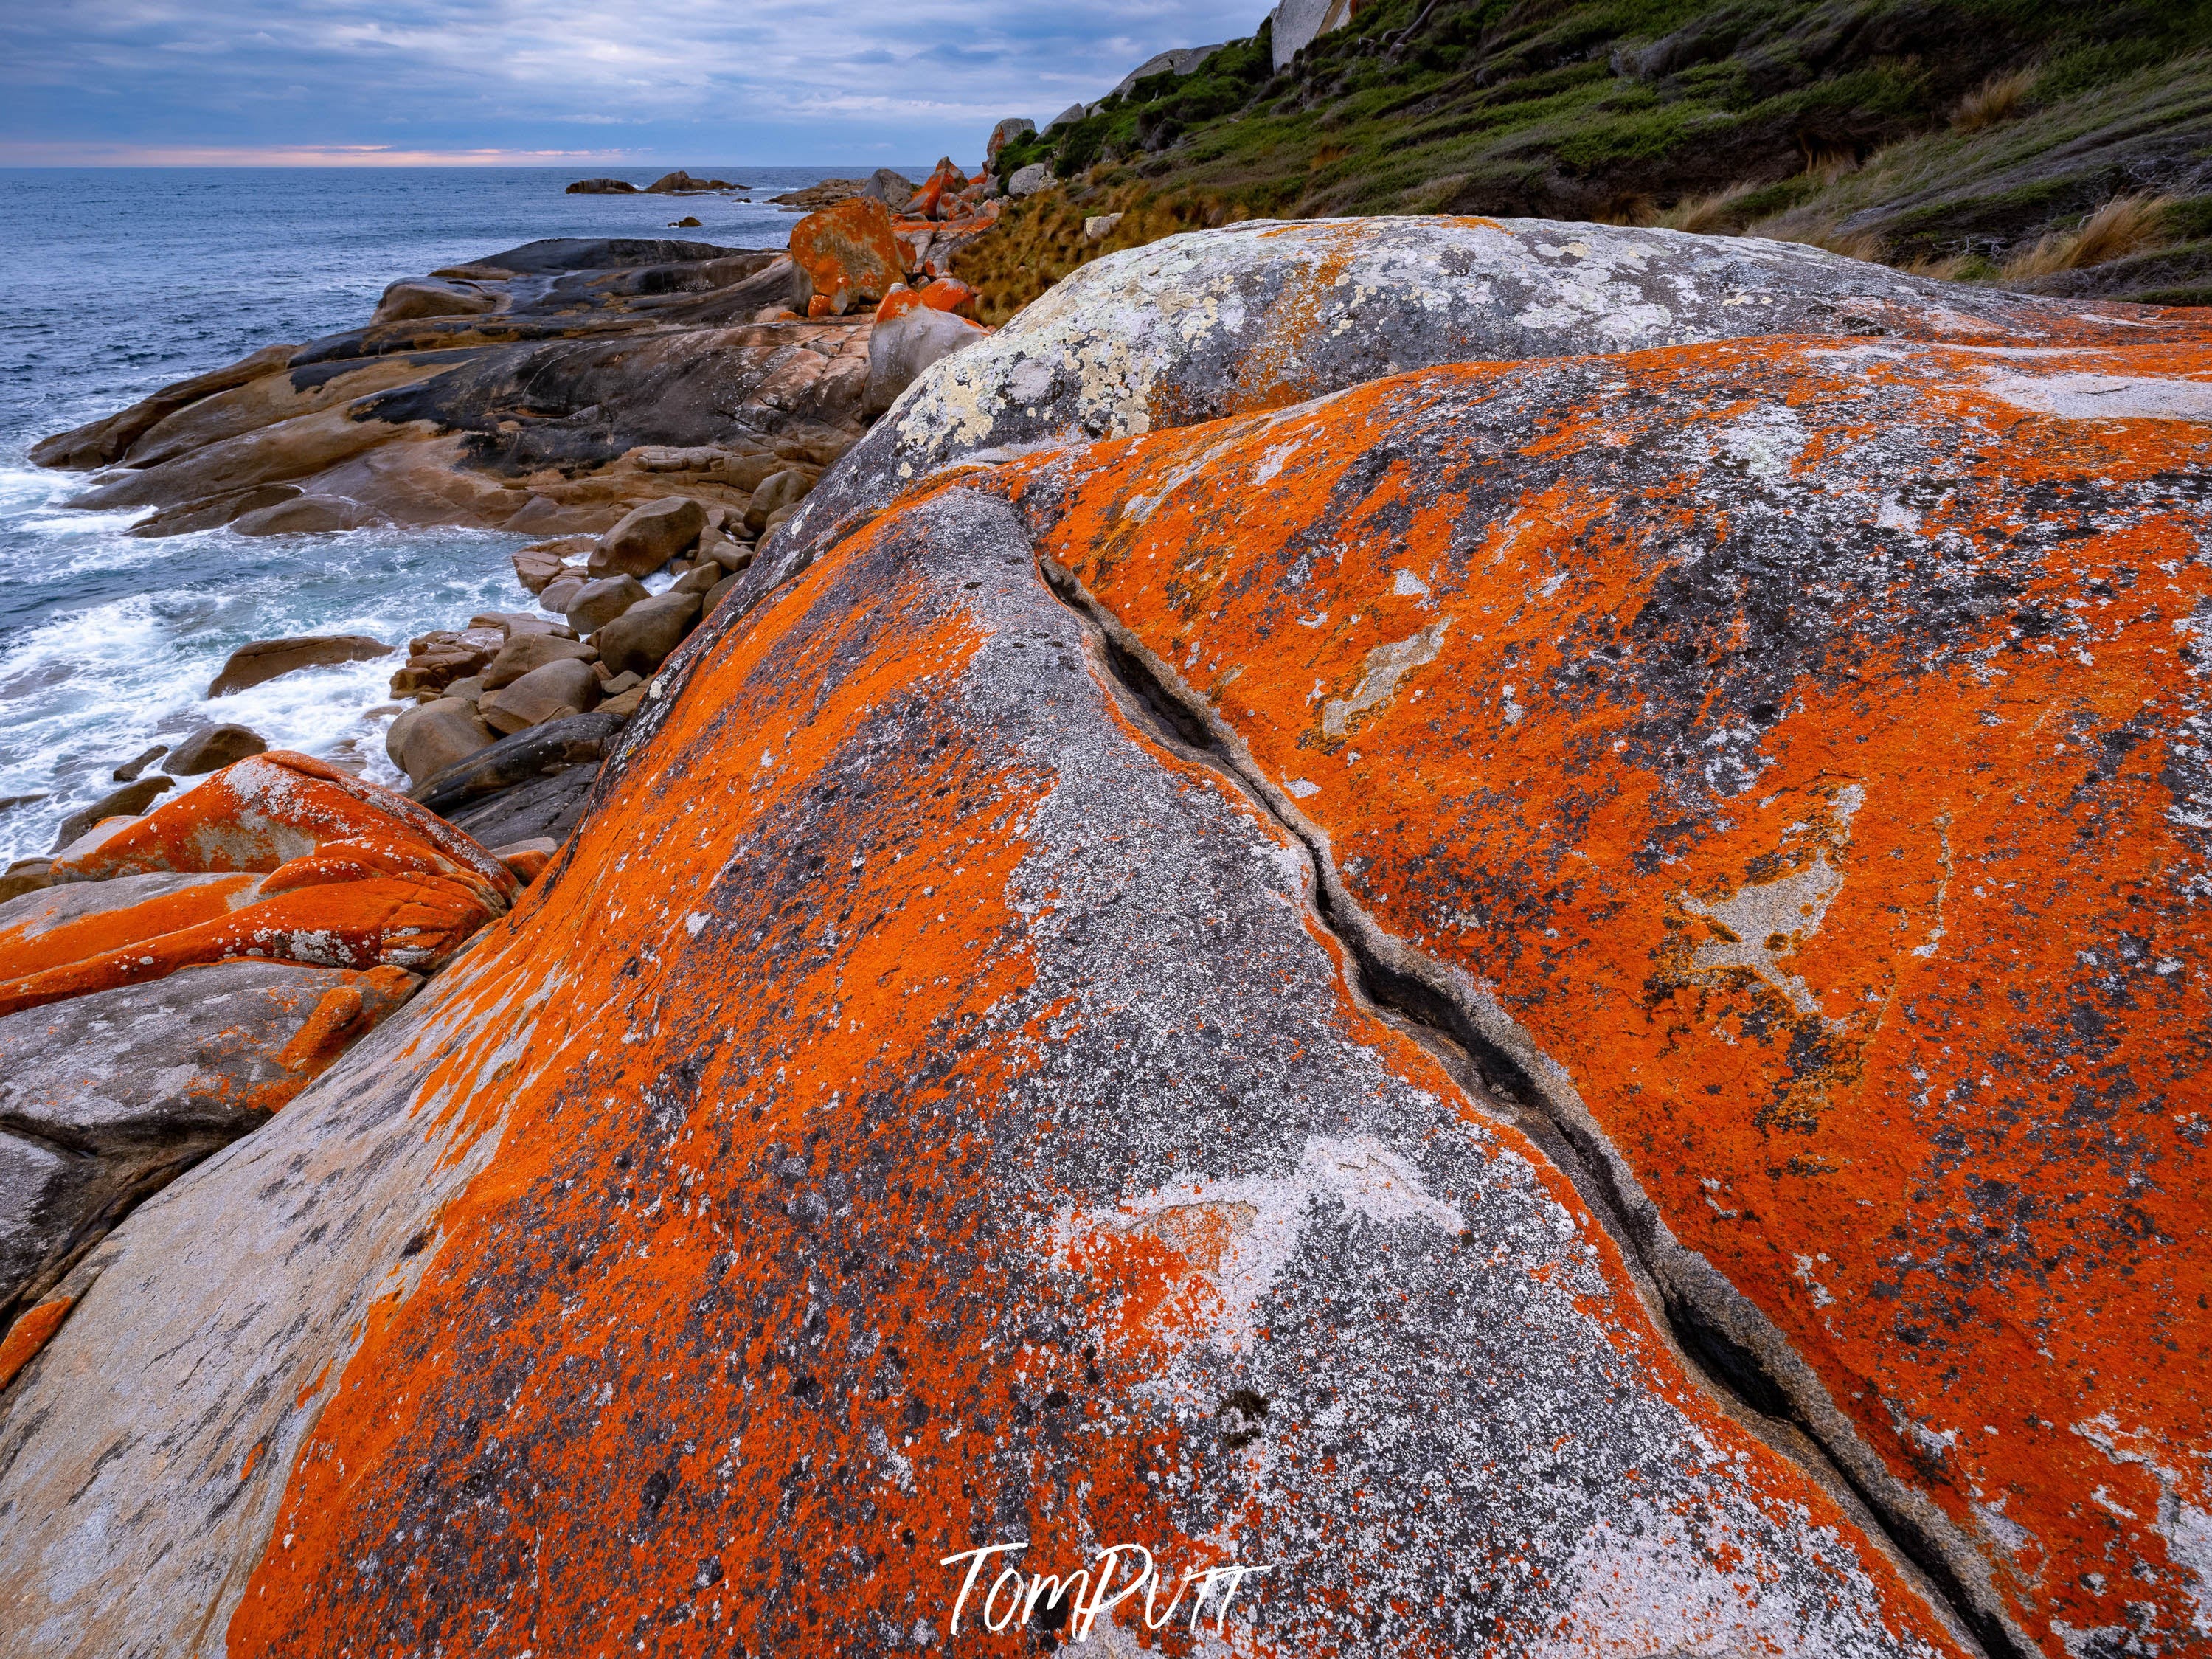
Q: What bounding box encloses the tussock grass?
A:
[1952,67,2039,131]
[1902,251,1981,280]
[2000,192,2176,277]
[1659,182,1759,233]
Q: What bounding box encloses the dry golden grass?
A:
[1901,252,1977,280]
[1658,182,1758,235]
[1589,193,1658,226]
[1952,67,2038,132]
[1745,209,1885,263]
[2000,192,2176,277]
[1802,145,1862,184]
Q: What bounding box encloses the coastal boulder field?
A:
[2,216,2208,1659]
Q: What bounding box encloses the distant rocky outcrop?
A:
[769,176,866,208]
[644,170,732,194]
[1110,41,1227,98]
[4,214,2206,1659]
[30,240,872,540]
[564,177,638,194]
[1263,0,1348,69]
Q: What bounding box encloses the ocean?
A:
[0,164,912,865]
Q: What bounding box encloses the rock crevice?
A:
[1034,549,2019,1659]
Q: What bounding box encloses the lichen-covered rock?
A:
[0,958,418,1326]
[1000,325,2212,1658]
[0,488,1970,1659]
[778,215,2201,573]
[52,751,513,903]
[1,752,515,1015]
[4,214,2206,1659]
[788,195,909,317]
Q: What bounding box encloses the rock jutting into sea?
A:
[1,203,2207,1659]
[27,209,1001,544]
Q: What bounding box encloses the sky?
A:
[0,0,1272,167]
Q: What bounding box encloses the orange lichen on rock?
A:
[875,277,982,326]
[1014,327,2212,1656]
[52,751,516,904]
[218,485,1967,1659]
[0,752,512,1014]
[0,1296,72,1391]
[788,193,910,316]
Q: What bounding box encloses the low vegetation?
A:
[957,1,2212,317]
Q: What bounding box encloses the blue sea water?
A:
[0,165,918,864]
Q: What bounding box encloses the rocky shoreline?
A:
[3,179,2209,1659]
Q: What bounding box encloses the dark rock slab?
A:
[409,710,623,814]
[445,761,600,848]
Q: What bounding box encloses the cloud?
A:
[0,0,1270,164]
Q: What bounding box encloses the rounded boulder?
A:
[164,725,268,777]
[565,574,648,634]
[593,592,701,679]
[597,497,706,578]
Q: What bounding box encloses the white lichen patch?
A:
[1320,621,1449,737]
[1977,369,2212,424]
[1681,851,1845,1016]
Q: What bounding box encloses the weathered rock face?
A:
[996,330,2212,1655]
[778,215,2199,572]
[35,240,874,539]
[0,485,1972,1659]
[0,957,418,1324]
[1,216,2205,1659]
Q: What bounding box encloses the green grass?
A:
[959,0,2212,313]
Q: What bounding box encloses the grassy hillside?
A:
[958,0,2212,321]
